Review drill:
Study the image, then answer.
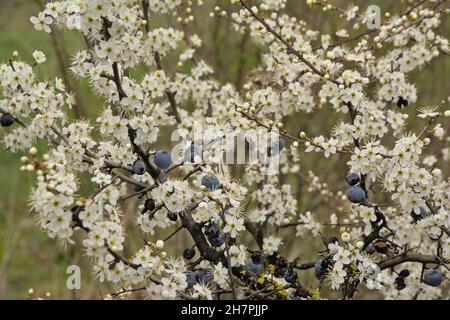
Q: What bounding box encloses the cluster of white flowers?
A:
[0,0,449,300]
[248,184,297,225]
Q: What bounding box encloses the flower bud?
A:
[341,232,351,242]
[431,168,441,177]
[156,240,164,249]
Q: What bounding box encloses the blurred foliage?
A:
[0,0,448,299]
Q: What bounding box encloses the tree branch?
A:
[378,253,442,270]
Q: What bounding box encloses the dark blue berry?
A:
[0,113,14,127]
[314,260,325,279]
[208,232,225,247]
[365,243,376,254]
[345,172,360,186]
[132,159,146,175]
[423,268,443,287]
[202,174,220,191]
[418,207,428,219]
[183,247,196,260]
[283,269,298,284]
[247,260,264,275]
[412,206,428,222]
[154,150,172,169]
[347,186,366,203]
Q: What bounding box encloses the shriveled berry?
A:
[374,239,389,254]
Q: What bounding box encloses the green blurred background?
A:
[0,0,449,299]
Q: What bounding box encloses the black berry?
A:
[205,223,220,239]
[144,198,155,212]
[0,113,14,127]
[183,247,196,260]
[399,269,410,278]
[283,268,298,284]
[167,211,178,221]
[251,251,264,264]
[275,257,288,269]
[394,276,406,290]
[396,96,408,108]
